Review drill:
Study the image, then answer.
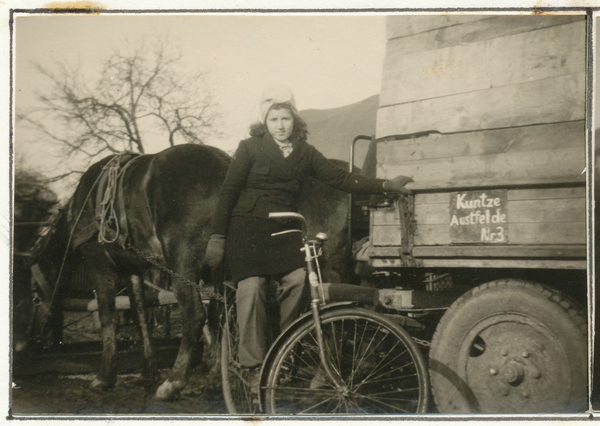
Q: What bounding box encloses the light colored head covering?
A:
[259,84,297,124]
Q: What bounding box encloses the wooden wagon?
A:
[349,14,589,414]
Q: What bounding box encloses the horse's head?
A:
[14,171,58,253]
[13,174,63,352]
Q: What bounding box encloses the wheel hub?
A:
[429,282,587,414]
[500,361,525,386]
[459,315,571,413]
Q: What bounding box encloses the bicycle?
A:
[220,212,430,415]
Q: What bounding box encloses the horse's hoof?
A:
[90,377,115,391]
[155,379,182,400]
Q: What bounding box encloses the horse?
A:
[15,143,366,400]
[27,144,230,400]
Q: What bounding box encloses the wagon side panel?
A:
[371,15,586,270]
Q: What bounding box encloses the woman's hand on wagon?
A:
[204,234,226,268]
[383,175,414,195]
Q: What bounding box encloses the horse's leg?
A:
[154,305,171,338]
[152,270,171,339]
[156,273,205,400]
[129,274,158,387]
[87,253,120,390]
[159,270,172,338]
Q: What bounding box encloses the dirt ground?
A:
[11,306,596,417]
[10,371,227,416]
[10,308,230,417]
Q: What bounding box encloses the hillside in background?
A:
[300,94,379,169]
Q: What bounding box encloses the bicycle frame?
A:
[269,212,346,392]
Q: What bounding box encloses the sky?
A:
[14,13,387,185]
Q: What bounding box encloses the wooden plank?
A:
[509,222,585,244]
[507,186,585,201]
[372,225,402,246]
[381,22,585,106]
[387,15,495,40]
[372,206,400,225]
[413,221,585,245]
[508,198,585,223]
[412,187,585,205]
[371,245,586,258]
[412,197,585,225]
[386,15,585,57]
[391,179,586,192]
[377,147,585,185]
[414,224,451,245]
[371,258,587,270]
[376,122,584,164]
[415,193,450,205]
[411,245,586,258]
[371,199,584,229]
[376,73,585,136]
[414,203,448,225]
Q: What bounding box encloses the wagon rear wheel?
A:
[429,279,587,414]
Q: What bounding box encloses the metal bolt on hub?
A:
[490,368,498,375]
[501,363,525,386]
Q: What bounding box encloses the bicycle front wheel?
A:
[262,307,430,414]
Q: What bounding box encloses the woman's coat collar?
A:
[259,133,303,175]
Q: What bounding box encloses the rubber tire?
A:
[429,279,587,414]
[262,307,430,414]
[221,299,256,414]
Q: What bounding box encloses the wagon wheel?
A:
[429,279,587,414]
[220,286,258,414]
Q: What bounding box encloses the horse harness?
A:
[92,152,223,301]
[28,152,223,323]
[96,152,140,245]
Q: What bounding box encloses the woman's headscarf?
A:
[259,84,298,124]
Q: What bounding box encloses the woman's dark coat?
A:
[210,132,385,282]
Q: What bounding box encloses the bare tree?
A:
[17,37,221,171]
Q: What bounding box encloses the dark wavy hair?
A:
[249,103,309,142]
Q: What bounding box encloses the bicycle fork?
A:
[305,242,346,393]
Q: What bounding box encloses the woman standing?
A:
[205,84,412,392]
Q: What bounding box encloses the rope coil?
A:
[97,160,121,244]
[97,153,139,244]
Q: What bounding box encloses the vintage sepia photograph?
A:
[9,7,594,418]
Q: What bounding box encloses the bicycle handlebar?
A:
[268,212,307,235]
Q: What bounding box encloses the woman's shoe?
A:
[246,367,261,396]
[309,365,329,390]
